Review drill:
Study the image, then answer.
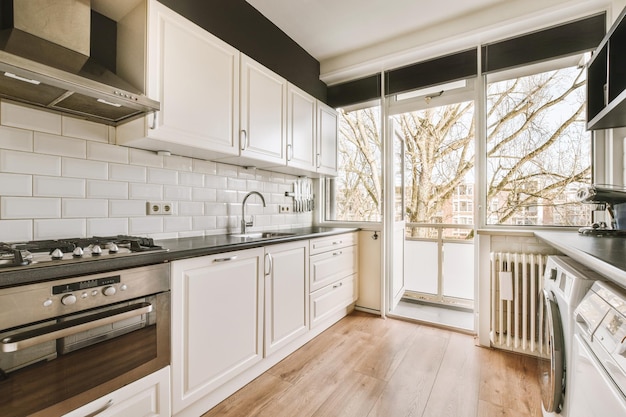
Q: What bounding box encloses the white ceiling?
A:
[245,0,510,61]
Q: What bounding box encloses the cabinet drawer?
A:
[309,232,356,255]
[310,244,357,292]
[310,275,357,328]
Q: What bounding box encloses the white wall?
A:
[0,101,312,242]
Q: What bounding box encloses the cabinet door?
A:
[171,248,264,414]
[146,1,239,154]
[264,241,309,356]
[317,101,338,176]
[240,55,287,165]
[287,84,316,171]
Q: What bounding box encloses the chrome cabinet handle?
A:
[316,153,321,168]
[214,255,238,262]
[265,253,273,276]
[1,303,152,353]
[332,251,343,256]
[149,111,158,130]
[287,143,292,161]
[333,282,343,289]
[83,399,114,417]
[241,129,248,151]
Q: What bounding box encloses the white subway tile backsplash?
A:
[129,148,163,168]
[193,159,216,175]
[192,187,216,202]
[1,197,60,219]
[62,158,108,179]
[34,133,86,158]
[164,155,192,171]
[180,172,204,187]
[87,218,128,236]
[164,186,192,201]
[87,142,129,163]
[62,199,108,218]
[129,183,163,200]
[216,163,238,177]
[129,216,163,235]
[34,219,86,240]
[0,173,32,196]
[179,201,204,216]
[0,220,33,242]
[0,102,313,238]
[0,126,33,151]
[216,189,237,203]
[205,175,227,190]
[164,216,192,232]
[147,167,178,185]
[227,178,247,191]
[110,163,146,182]
[109,200,147,217]
[193,216,216,231]
[63,117,110,142]
[0,150,61,176]
[86,180,128,199]
[1,102,61,134]
[34,176,85,198]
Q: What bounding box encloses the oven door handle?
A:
[1,302,153,353]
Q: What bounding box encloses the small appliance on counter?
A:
[577,184,626,235]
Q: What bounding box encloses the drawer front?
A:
[309,232,356,255]
[310,244,357,292]
[310,275,356,328]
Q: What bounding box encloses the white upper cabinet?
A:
[317,101,338,176]
[286,84,317,172]
[116,1,240,160]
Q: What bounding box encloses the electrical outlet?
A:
[279,205,291,213]
[147,202,173,215]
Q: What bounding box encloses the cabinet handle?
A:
[240,130,248,151]
[332,251,343,256]
[316,153,321,168]
[214,256,237,263]
[83,399,114,417]
[333,282,343,289]
[149,111,158,130]
[265,253,273,276]
[332,241,342,245]
[287,143,293,161]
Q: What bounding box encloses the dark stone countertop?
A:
[0,227,358,288]
[535,230,626,288]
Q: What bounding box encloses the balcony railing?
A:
[404,223,474,309]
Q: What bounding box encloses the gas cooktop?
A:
[0,235,166,270]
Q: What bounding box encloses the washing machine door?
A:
[539,290,565,413]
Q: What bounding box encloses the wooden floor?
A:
[202,311,541,417]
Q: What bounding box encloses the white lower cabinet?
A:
[63,366,170,417]
[309,232,359,328]
[264,241,309,356]
[171,248,264,415]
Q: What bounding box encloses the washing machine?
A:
[568,280,626,417]
[539,256,604,417]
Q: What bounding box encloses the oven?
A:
[0,237,170,417]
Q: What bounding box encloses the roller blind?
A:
[327,73,381,108]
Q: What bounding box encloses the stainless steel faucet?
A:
[241,191,266,234]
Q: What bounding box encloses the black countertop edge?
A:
[0,227,359,288]
[535,231,626,289]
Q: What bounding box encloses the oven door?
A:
[539,289,565,414]
[0,291,170,417]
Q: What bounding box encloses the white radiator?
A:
[490,252,548,356]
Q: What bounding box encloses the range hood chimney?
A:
[0,0,159,126]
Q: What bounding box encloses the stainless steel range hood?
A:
[0,0,159,126]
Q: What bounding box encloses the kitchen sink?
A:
[229,232,296,239]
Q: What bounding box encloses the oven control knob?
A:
[61,294,77,305]
[92,245,102,256]
[103,286,116,296]
[43,299,53,307]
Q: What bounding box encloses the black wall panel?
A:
[157,0,327,102]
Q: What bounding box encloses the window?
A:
[325,103,382,222]
[486,59,592,226]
